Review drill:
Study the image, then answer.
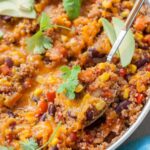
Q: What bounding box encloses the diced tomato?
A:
[146,63,150,71]
[102,90,113,98]
[136,93,144,104]
[119,68,127,77]
[0,64,11,75]
[23,78,32,89]
[46,91,56,102]
[37,100,48,115]
[57,112,63,121]
[6,134,13,143]
[70,132,78,141]
[143,34,150,44]
[134,16,150,31]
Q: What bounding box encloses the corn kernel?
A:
[98,18,102,26]
[97,63,106,70]
[0,78,11,86]
[112,0,120,3]
[135,32,143,41]
[61,35,69,42]
[36,76,44,84]
[123,88,130,99]
[75,84,84,93]
[48,76,57,84]
[128,64,137,74]
[95,99,106,111]
[136,82,146,93]
[121,10,129,18]
[102,0,112,9]
[99,72,110,82]
[51,138,59,146]
[34,88,42,96]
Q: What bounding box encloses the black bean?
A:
[105,132,116,143]
[68,111,77,119]
[43,57,52,64]
[48,104,56,116]
[7,111,15,118]
[115,101,131,113]
[40,113,47,121]
[88,48,105,58]
[2,16,12,21]
[5,57,14,68]
[51,145,58,150]
[32,96,39,103]
[135,58,149,68]
[86,109,94,121]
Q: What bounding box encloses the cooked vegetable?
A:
[37,122,62,150]
[46,91,56,102]
[136,93,144,104]
[57,65,81,99]
[0,0,36,19]
[20,138,39,150]
[37,100,48,114]
[63,0,81,20]
[101,17,135,67]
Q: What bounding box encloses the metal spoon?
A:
[107,0,145,62]
[86,0,145,127]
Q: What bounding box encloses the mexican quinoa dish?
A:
[0,0,150,150]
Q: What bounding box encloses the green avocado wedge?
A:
[0,0,36,19]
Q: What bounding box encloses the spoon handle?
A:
[125,0,145,30]
[107,0,145,62]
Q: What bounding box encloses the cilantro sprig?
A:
[20,122,62,150]
[57,65,81,99]
[26,12,70,54]
[37,122,62,150]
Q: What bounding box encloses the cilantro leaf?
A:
[63,0,81,20]
[0,146,14,150]
[57,65,81,100]
[20,138,38,150]
[60,66,72,79]
[26,12,70,54]
[39,12,54,31]
[26,31,52,54]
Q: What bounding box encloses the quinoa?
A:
[0,0,150,150]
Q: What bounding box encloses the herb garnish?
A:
[101,17,135,67]
[26,12,70,54]
[63,0,81,20]
[20,122,61,150]
[20,138,38,150]
[0,146,13,150]
[57,65,81,100]
[0,0,36,19]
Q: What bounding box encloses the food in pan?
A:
[0,0,149,149]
